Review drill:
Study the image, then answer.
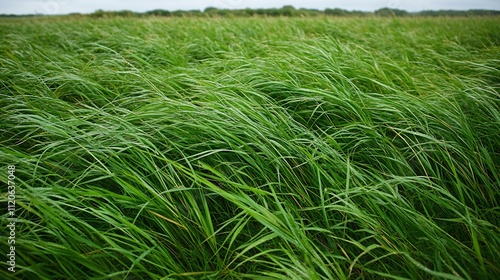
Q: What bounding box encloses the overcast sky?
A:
[1,0,499,15]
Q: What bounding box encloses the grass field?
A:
[1,16,499,279]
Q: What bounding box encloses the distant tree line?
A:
[91,7,500,18]
[1,6,499,18]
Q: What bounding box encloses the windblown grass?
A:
[1,16,499,279]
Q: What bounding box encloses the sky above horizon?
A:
[1,0,499,15]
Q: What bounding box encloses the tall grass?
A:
[1,16,499,279]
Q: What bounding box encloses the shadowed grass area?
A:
[1,16,499,279]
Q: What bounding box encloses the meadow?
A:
[0,16,499,279]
